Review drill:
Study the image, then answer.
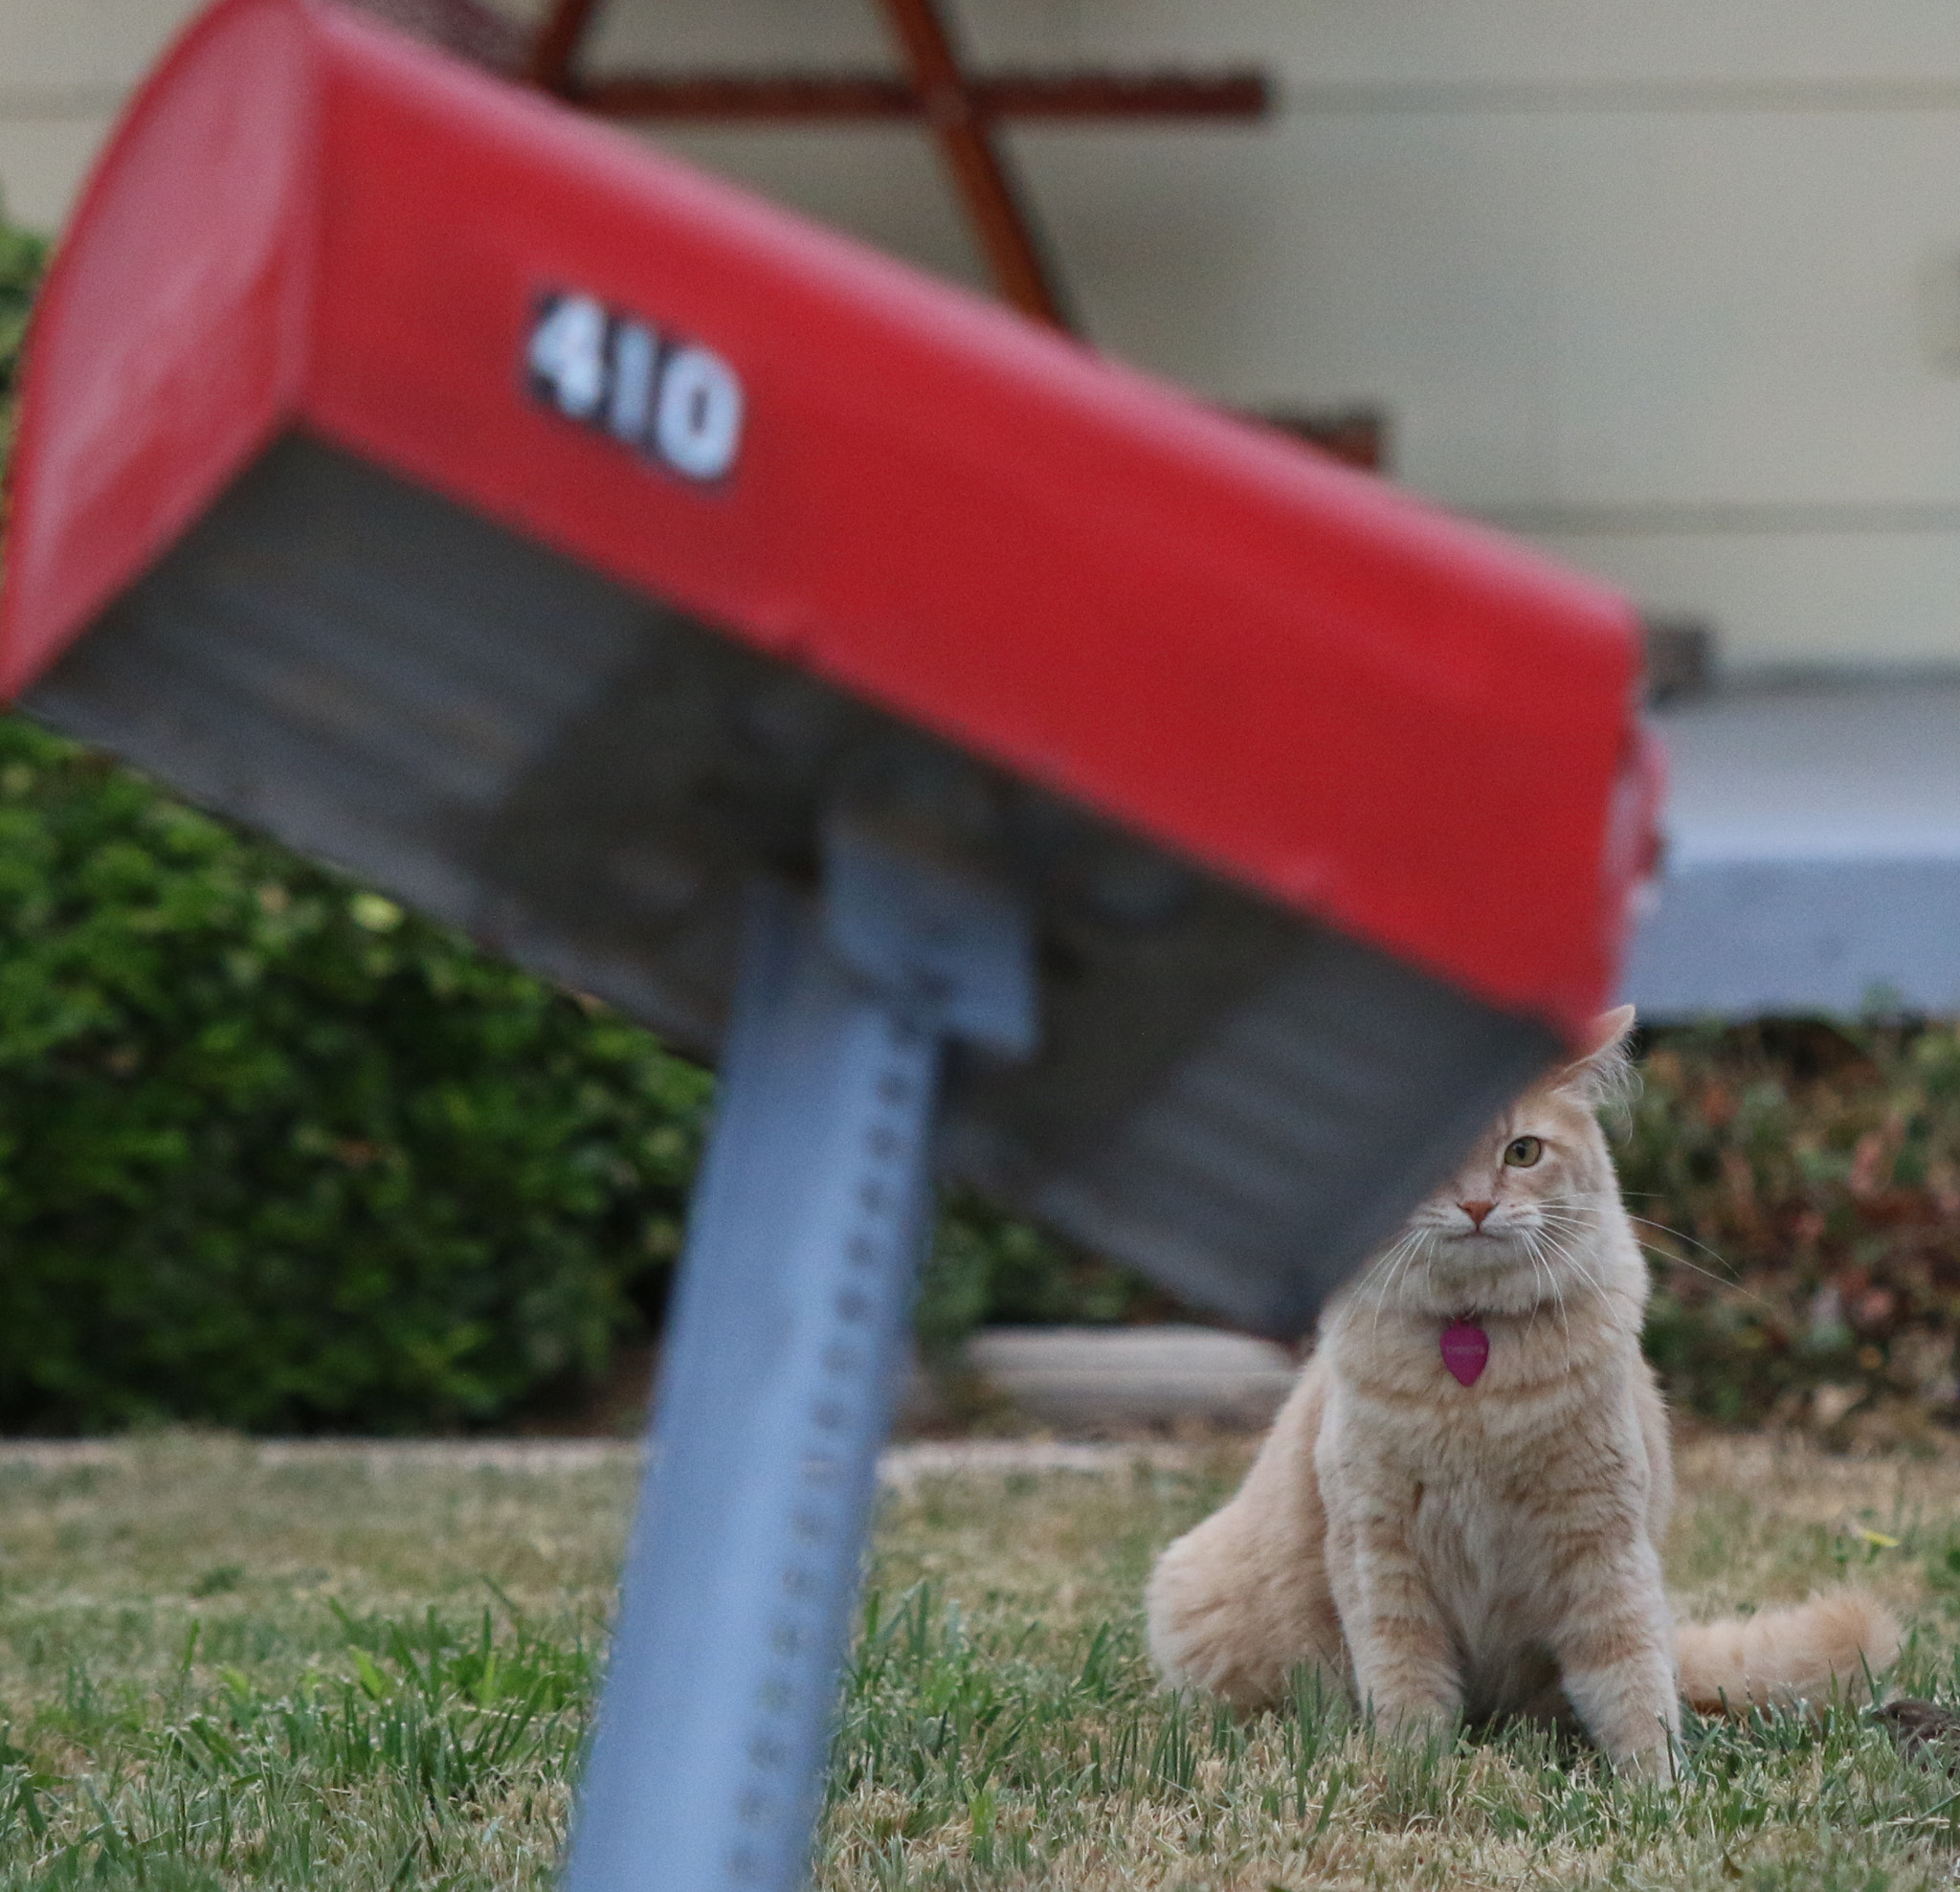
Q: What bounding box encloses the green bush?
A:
[1626,1019,1960,1433]
[0,714,710,1431]
[914,1194,1169,1360]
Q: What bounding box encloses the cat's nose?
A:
[1459,1199,1496,1230]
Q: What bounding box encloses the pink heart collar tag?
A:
[1439,1321,1490,1387]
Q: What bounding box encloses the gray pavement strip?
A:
[0,1436,1204,1485]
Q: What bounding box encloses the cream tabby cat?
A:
[1147,1006,1897,1779]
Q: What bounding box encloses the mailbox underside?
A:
[27,434,1560,1336]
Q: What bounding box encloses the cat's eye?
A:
[1503,1136,1544,1169]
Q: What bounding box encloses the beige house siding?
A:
[8,0,1960,668]
[0,4,203,227]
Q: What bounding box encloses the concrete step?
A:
[1626,674,1960,1016]
[957,1324,1299,1430]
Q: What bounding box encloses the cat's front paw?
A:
[1360,1691,1460,1745]
[1608,1734,1678,1785]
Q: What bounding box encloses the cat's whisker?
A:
[1365,1247,1403,1335]
[1547,1230,1607,1300]
[1534,1207,1604,1244]
[1522,1224,1564,1325]
[1619,1213,1777,1307]
[1517,1231,1549,1344]
[1524,1228,1572,1354]
[1534,1208,1620,1298]
[1365,1228,1419,1280]
[1389,1228,1436,1319]
[1626,1239,1775,1311]
[1542,1249,1595,1356]
[1370,1229,1421,1302]
[1365,1228,1426,1334]
[1527,1211,1605,1303]
[1535,1221,1607,1302]
[1531,1208,1589,1235]
[1624,1213,1735,1274]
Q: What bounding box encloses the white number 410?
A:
[526,292,745,483]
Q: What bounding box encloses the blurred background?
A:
[6,0,1960,1441]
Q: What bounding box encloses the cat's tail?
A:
[1674,1592,1899,1716]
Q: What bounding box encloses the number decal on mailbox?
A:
[526,292,745,483]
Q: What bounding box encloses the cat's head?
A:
[1365,1005,1637,1318]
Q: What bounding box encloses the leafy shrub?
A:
[0,714,710,1431]
[1626,1019,1960,1433]
[913,1194,1170,1360]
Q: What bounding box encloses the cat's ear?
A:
[1555,1003,1637,1104]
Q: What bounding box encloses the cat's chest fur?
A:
[1316,1310,1659,1696]
[1322,1324,1613,1558]
[1325,1306,1628,1476]
[1406,1474,1571,1714]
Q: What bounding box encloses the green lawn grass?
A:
[1,1432,1957,1888]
